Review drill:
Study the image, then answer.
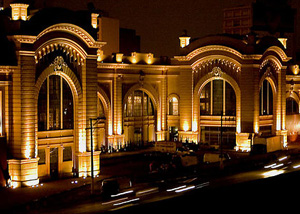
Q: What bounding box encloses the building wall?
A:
[2,17,292,187]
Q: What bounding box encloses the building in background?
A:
[223,0,296,58]
[0,2,297,187]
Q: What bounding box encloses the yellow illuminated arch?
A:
[193,70,241,133]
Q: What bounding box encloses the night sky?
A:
[5,0,300,57]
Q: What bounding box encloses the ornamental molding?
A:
[174,45,288,62]
[10,35,37,43]
[50,56,67,71]
[174,45,244,61]
[211,67,222,77]
[10,23,106,49]
[36,23,105,49]
[0,66,17,73]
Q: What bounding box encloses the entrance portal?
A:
[169,126,178,141]
[50,147,58,179]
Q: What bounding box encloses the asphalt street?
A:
[34,153,300,214]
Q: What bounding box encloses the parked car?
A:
[101,178,119,197]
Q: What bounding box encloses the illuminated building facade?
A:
[0,4,295,187]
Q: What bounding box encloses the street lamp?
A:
[86,117,102,195]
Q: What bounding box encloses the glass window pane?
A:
[134,90,142,117]
[63,146,72,162]
[143,93,148,116]
[169,97,178,116]
[269,82,273,115]
[260,80,273,115]
[286,97,298,115]
[63,79,73,129]
[148,98,154,116]
[225,82,236,116]
[49,76,61,130]
[38,80,47,131]
[200,82,211,115]
[127,96,132,117]
[38,149,45,165]
[213,80,223,115]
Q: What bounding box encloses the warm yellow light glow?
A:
[254,123,259,134]
[79,130,86,153]
[192,121,197,132]
[278,38,287,49]
[179,37,191,48]
[276,116,281,131]
[131,52,137,64]
[117,124,122,135]
[291,64,299,75]
[91,13,99,29]
[97,49,103,62]
[24,143,31,159]
[10,3,29,21]
[147,53,153,64]
[116,53,123,63]
[183,122,189,132]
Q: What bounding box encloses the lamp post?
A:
[86,117,102,195]
[220,111,224,170]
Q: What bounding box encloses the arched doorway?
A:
[36,56,81,180]
[167,94,180,142]
[123,90,156,147]
[37,74,75,179]
[259,79,275,136]
[199,79,237,149]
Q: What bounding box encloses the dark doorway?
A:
[169,126,178,142]
[50,147,58,179]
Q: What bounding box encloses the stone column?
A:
[8,54,39,187]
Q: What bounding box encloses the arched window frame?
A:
[124,90,155,117]
[199,79,236,116]
[167,94,180,116]
[259,79,274,116]
[38,75,74,131]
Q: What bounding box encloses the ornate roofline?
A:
[11,23,106,49]
[174,45,289,62]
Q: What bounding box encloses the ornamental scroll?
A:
[51,56,67,71]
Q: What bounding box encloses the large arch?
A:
[35,58,83,153]
[123,83,159,144]
[193,68,241,134]
[123,83,159,110]
[97,85,112,150]
[36,23,104,49]
[259,57,282,132]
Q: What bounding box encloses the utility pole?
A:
[86,117,102,195]
[90,118,94,195]
[220,111,224,170]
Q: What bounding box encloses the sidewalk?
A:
[0,148,154,213]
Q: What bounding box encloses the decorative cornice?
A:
[0,66,17,73]
[174,45,244,61]
[174,45,284,62]
[97,62,186,70]
[10,35,37,44]
[10,23,106,49]
[36,23,106,49]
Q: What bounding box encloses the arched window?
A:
[38,75,73,131]
[200,79,236,116]
[169,97,179,115]
[259,79,273,115]
[286,97,299,115]
[124,90,154,117]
